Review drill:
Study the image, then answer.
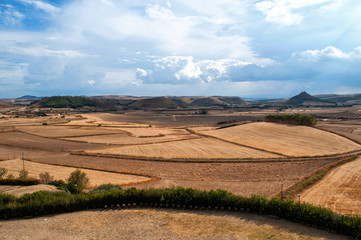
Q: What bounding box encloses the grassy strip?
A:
[280,155,359,201]
[0,188,360,237]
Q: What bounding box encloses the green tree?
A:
[67,169,89,193]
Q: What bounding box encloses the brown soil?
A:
[0,209,350,240]
[301,157,361,215]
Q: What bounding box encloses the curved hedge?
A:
[0,188,360,238]
[265,114,317,126]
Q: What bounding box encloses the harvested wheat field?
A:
[301,157,361,215]
[0,209,348,240]
[86,137,281,159]
[0,184,62,197]
[196,122,361,157]
[0,131,107,152]
[15,125,125,138]
[62,132,197,145]
[0,159,150,187]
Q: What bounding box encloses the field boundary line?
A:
[21,158,159,187]
[314,125,361,145]
[185,128,288,157]
[276,155,360,202]
[70,150,361,163]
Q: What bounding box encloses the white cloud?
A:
[142,56,253,83]
[294,46,361,61]
[255,0,338,26]
[21,0,60,14]
[0,5,25,26]
[87,79,95,85]
[136,68,148,77]
[3,46,87,58]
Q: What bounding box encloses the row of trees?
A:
[265,114,317,126]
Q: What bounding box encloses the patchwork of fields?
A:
[1,111,361,221]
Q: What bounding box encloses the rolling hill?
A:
[128,97,180,109]
[284,91,335,106]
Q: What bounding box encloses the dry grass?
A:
[0,184,62,197]
[86,137,281,159]
[301,157,361,215]
[15,125,124,138]
[62,133,197,145]
[0,159,150,187]
[196,122,361,157]
[0,209,347,240]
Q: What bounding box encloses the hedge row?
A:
[265,114,317,126]
[0,179,40,186]
[0,188,360,238]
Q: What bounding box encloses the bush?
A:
[0,168,7,179]
[39,172,54,184]
[67,169,89,193]
[18,169,29,180]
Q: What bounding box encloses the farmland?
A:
[1,106,361,238]
[301,156,361,215]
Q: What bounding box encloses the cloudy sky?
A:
[1,0,361,98]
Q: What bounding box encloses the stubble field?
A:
[1,108,361,221]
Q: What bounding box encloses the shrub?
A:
[18,169,29,180]
[39,172,54,184]
[67,169,89,193]
[0,168,7,179]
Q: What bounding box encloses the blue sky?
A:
[1,0,361,98]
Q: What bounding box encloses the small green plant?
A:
[39,172,54,184]
[67,169,89,193]
[18,169,29,180]
[0,168,7,179]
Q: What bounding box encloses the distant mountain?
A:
[128,97,179,109]
[217,97,248,105]
[32,96,97,108]
[284,91,335,106]
[190,97,227,107]
[17,95,39,100]
[316,93,361,105]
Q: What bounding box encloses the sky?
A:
[1,0,361,98]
